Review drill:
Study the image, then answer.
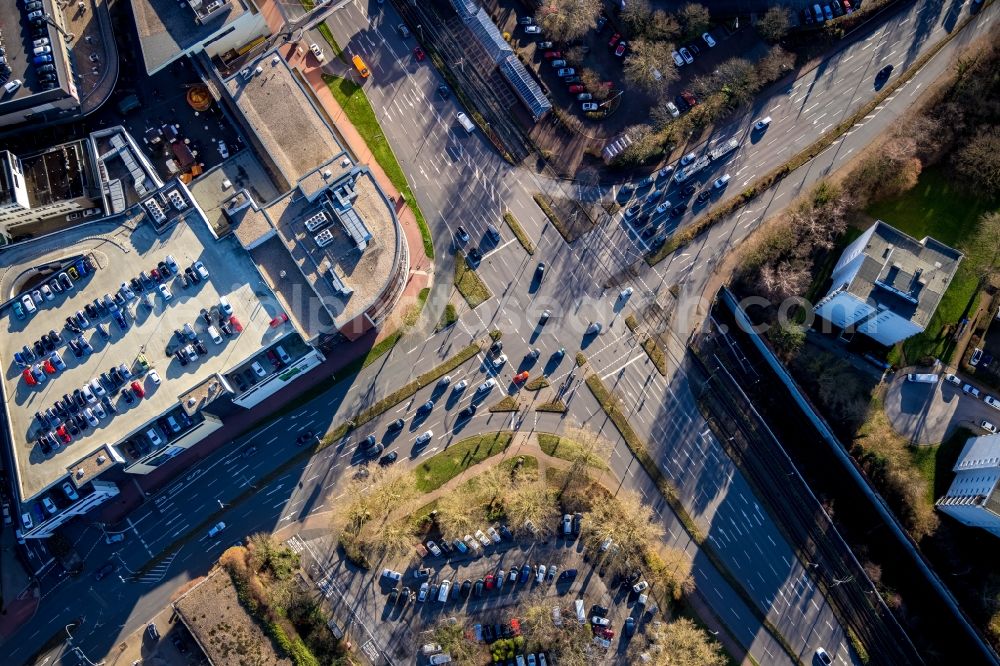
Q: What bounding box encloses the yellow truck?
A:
[352,54,370,78]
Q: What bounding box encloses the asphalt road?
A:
[8,1,997,664]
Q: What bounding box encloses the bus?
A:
[352,55,370,78]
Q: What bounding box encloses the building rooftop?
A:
[175,569,292,666]
[260,168,401,332]
[225,53,343,187]
[21,141,90,207]
[953,434,1000,473]
[131,0,250,74]
[0,184,287,502]
[847,221,963,329]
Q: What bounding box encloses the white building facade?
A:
[936,434,1000,538]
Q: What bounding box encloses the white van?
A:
[906,373,938,384]
[438,579,451,603]
[574,599,586,624]
[457,112,475,134]
[275,345,292,364]
[207,325,223,344]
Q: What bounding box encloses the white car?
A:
[633,579,649,593]
[417,581,430,602]
[42,497,57,514]
[193,261,210,280]
[415,430,433,446]
[21,293,37,314]
[149,369,161,385]
[382,568,403,581]
[963,384,981,399]
[619,287,633,300]
[486,526,502,543]
[556,68,575,77]
[815,648,833,665]
[680,152,696,166]
[664,101,680,118]
[4,79,23,94]
[309,43,325,62]
[671,51,684,67]
[970,347,983,366]
[655,200,672,214]
[207,521,226,538]
[217,140,229,159]
[491,354,507,369]
[984,395,1000,411]
[581,102,599,111]
[982,420,999,434]
[944,373,962,386]
[525,25,542,34]
[591,616,611,626]
[679,47,694,64]
[426,540,443,556]
[475,529,491,547]
[477,378,496,393]
[586,322,603,334]
[702,32,716,47]
[453,379,468,391]
[422,643,443,655]
[713,174,731,189]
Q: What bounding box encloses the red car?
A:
[269,313,289,327]
[567,84,584,93]
[543,50,562,59]
[267,350,282,367]
[600,81,614,89]
[513,371,530,383]
[615,41,627,57]
[596,626,615,640]
[413,46,425,61]
[509,618,521,636]
[23,368,37,386]
[56,426,71,444]
[485,574,495,589]
[608,32,620,48]
[130,381,145,399]
[229,315,244,333]
[681,90,698,107]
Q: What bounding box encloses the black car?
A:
[194,339,208,355]
[146,623,160,641]
[625,203,641,218]
[387,418,404,432]
[437,84,450,98]
[592,604,609,617]
[680,183,697,197]
[674,94,691,113]
[640,225,659,239]
[34,340,45,356]
[387,587,399,604]
[559,568,578,580]
[296,430,315,444]
[175,349,188,366]
[474,579,485,597]
[93,561,117,581]
[458,404,477,420]
[499,524,513,540]
[361,434,377,448]
[185,266,200,284]
[696,190,712,204]
[121,387,135,404]
[624,617,636,636]
[876,64,893,81]
[417,400,434,415]
[461,580,472,597]
[489,340,503,355]
[534,262,545,281]
[130,277,143,293]
[455,225,469,243]
[670,204,687,217]
[369,443,385,458]
[466,247,483,264]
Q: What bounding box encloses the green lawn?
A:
[536,433,607,470]
[414,433,513,493]
[454,252,492,308]
[910,427,971,505]
[322,74,433,259]
[866,166,989,248]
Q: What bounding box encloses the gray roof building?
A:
[499,55,552,121]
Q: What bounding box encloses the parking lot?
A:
[1,196,280,504]
[375,515,656,659]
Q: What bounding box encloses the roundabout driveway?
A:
[884,369,998,445]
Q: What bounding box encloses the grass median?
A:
[503,212,535,255]
[322,74,433,259]
[454,251,492,308]
[414,432,513,493]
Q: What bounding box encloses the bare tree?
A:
[756,45,795,84]
[363,520,418,561]
[623,39,678,97]
[436,489,481,540]
[678,3,711,39]
[757,261,811,302]
[648,10,682,42]
[535,0,602,43]
[581,68,609,100]
[518,593,592,666]
[564,45,587,66]
[650,99,680,130]
[621,0,654,35]
[757,6,791,42]
[953,126,1000,198]
[631,617,727,666]
[962,211,1000,285]
[505,482,560,538]
[585,491,666,569]
[337,465,416,538]
[715,57,759,106]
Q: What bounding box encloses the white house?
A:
[813,221,962,347]
[936,433,1000,538]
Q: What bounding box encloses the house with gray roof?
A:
[813,220,962,346]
